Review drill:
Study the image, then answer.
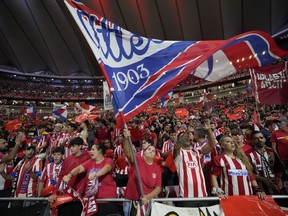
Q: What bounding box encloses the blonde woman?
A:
[211,135,265,199]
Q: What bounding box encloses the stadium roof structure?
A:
[0,0,287,85]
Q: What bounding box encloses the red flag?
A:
[5,119,22,131]
[250,61,288,105]
[158,108,167,114]
[226,113,244,120]
[75,113,89,123]
[175,108,189,117]
[234,107,244,113]
[220,196,286,216]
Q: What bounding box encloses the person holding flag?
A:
[123,129,162,215]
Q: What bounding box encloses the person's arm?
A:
[38,181,45,197]
[88,164,112,180]
[0,163,13,181]
[62,164,85,183]
[123,129,133,163]
[36,135,49,153]
[25,163,39,181]
[201,120,216,155]
[161,149,172,159]
[211,174,227,199]
[271,142,280,158]
[251,179,266,200]
[1,134,22,163]
[141,186,162,205]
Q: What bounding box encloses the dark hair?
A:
[52,147,65,155]
[177,131,186,140]
[264,120,275,128]
[227,124,239,131]
[251,131,263,139]
[37,124,46,129]
[94,142,107,155]
[83,120,90,127]
[70,137,84,146]
[231,128,243,136]
[67,122,78,130]
[142,138,152,144]
[194,129,206,139]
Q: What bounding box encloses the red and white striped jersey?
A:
[63,131,82,158]
[49,132,65,152]
[39,162,63,187]
[211,154,253,196]
[247,149,274,178]
[174,148,207,197]
[0,158,13,190]
[12,157,42,197]
[114,144,129,175]
[213,129,221,138]
[162,140,174,153]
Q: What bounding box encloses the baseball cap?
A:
[277,117,288,124]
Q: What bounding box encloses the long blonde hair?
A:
[219,135,253,173]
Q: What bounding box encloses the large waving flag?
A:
[52,104,67,120]
[65,0,288,126]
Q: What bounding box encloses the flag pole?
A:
[123,123,145,199]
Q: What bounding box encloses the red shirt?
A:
[129,126,143,143]
[82,158,116,198]
[0,153,13,190]
[54,150,90,193]
[271,129,288,160]
[126,155,162,200]
[95,126,111,142]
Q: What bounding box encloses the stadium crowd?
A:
[0,79,103,101]
[0,92,288,215]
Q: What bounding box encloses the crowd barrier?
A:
[0,196,287,216]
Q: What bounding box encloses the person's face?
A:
[232,133,244,144]
[54,126,62,133]
[210,123,216,130]
[178,133,190,147]
[104,140,111,149]
[0,139,8,152]
[165,125,171,132]
[53,152,63,164]
[253,133,266,148]
[144,145,156,159]
[170,133,177,142]
[142,140,151,150]
[221,136,236,152]
[25,148,36,159]
[188,132,194,141]
[90,145,101,160]
[70,144,81,156]
[278,121,287,130]
[224,127,231,136]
